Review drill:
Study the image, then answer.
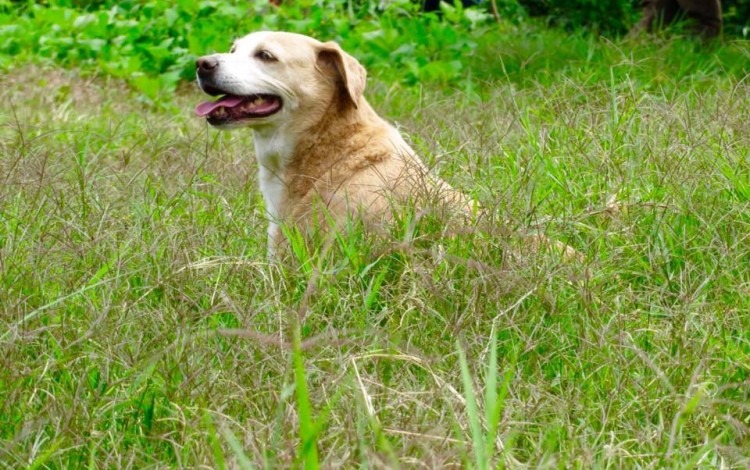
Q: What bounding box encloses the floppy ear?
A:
[316,41,366,109]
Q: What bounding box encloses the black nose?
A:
[196,56,218,76]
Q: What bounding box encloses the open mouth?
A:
[195,94,282,125]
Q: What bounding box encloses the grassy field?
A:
[1,33,750,468]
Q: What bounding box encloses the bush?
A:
[515,0,750,37]
[515,0,638,34]
[724,0,750,37]
[0,0,495,100]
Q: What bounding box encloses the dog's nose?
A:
[196,56,218,76]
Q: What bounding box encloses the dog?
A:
[195,31,470,254]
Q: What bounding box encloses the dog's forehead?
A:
[233,31,320,54]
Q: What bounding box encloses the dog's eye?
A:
[254,50,277,62]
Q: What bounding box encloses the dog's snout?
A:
[196,56,219,76]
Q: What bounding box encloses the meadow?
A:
[1,1,750,468]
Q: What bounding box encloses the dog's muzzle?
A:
[195,55,283,125]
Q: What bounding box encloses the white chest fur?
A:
[253,129,295,254]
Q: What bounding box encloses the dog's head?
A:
[195,31,366,130]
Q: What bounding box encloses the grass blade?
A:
[293,322,320,469]
[457,340,487,470]
[221,426,256,470]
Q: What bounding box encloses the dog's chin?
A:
[206,111,281,129]
[207,118,267,130]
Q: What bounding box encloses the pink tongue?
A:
[195,96,245,117]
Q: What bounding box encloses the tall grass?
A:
[1,30,749,467]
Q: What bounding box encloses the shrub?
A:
[515,0,638,34]
[724,0,750,37]
[516,0,750,37]
[0,0,493,99]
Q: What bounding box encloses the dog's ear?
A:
[317,42,366,109]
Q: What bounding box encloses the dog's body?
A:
[196,31,467,253]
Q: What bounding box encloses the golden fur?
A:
[196,31,468,252]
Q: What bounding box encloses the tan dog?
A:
[196,31,469,254]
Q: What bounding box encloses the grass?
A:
[1,31,750,468]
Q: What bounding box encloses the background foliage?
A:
[1,0,749,100]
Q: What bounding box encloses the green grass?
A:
[1,31,750,468]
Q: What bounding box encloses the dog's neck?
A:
[287,99,376,175]
[252,127,295,175]
[251,97,383,249]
